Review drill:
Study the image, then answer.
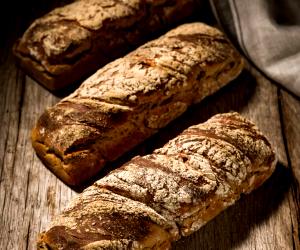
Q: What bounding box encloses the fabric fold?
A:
[210,0,300,96]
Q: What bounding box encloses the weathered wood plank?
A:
[280,90,300,250]
[0,53,25,249]
[19,77,76,249]
[0,52,76,249]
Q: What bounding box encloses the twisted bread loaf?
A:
[37,112,276,249]
[13,0,198,90]
[31,22,244,186]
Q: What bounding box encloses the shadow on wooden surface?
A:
[75,69,257,191]
[173,163,293,249]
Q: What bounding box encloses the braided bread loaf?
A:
[32,23,244,186]
[13,0,198,90]
[37,112,276,249]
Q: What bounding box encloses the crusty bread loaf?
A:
[32,22,244,186]
[37,112,276,249]
[13,0,199,91]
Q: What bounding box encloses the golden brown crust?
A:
[32,22,244,186]
[13,0,198,91]
[37,112,276,249]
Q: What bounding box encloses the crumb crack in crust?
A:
[37,112,276,249]
[31,22,244,186]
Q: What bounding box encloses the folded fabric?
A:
[210,0,300,96]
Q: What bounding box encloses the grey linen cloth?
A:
[210,0,300,96]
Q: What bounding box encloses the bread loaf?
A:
[37,112,276,249]
[13,0,199,90]
[32,22,244,186]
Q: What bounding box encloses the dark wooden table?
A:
[0,1,299,249]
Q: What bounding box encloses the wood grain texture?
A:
[0,1,299,249]
[0,53,76,249]
[280,90,300,250]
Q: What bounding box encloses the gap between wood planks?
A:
[279,90,300,250]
